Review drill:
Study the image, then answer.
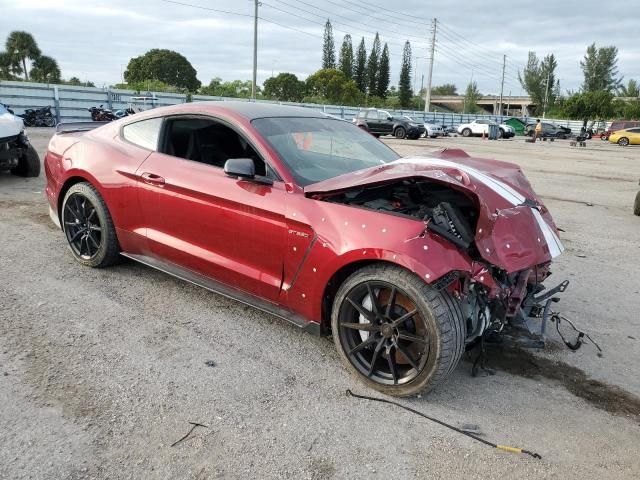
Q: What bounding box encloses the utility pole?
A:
[542,71,550,118]
[424,18,437,112]
[251,0,259,100]
[417,74,424,111]
[498,54,506,118]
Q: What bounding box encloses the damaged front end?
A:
[308,150,576,350]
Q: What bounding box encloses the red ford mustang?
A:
[45,102,565,396]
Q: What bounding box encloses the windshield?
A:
[251,117,400,186]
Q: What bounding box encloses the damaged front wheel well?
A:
[321,260,427,334]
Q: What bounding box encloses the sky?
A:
[2,0,639,96]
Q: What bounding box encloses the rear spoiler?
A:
[56,121,110,134]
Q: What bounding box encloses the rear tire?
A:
[11,144,40,177]
[62,182,121,268]
[634,191,640,216]
[394,127,407,139]
[618,137,629,146]
[331,265,465,397]
[44,116,56,127]
[462,128,471,137]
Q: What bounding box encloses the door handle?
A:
[141,172,165,186]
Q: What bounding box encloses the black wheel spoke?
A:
[65,204,80,222]
[341,322,380,332]
[390,309,418,328]
[367,338,386,377]
[365,282,381,316]
[396,343,419,371]
[397,332,428,344]
[346,297,376,322]
[74,196,85,221]
[69,227,87,243]
[88,233,100,250]
[89,225,102,232]
[87,208,96,222]
[348,335,378,355]
[384,286,397,318]
[387,348,398,384]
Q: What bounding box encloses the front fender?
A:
[284,218,475,324]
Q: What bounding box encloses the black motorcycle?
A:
[88,105,117,122]
[19,106,56,127]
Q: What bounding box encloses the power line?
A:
[264,0,429,51]
[319,0,430,34]
[338,0,430,29]
[159,0,252,18]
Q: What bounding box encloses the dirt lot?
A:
[1,128,639,479]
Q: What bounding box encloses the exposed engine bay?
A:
[324,179,479,254]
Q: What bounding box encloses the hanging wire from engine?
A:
[551,313,603,354]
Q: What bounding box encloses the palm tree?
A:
[5,31,41,81]
[30,55,61,83]
[0,50,22,80]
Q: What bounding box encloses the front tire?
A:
[11,144,40,177]
[462,128,471,137]
[331,265,465,397]
[62,182,121,267]
[44,116,56,127]
[618,137,629,146]
[394,127,407,139]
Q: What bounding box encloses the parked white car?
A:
[457,119,515,138]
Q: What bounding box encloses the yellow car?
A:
[608,127,640,146]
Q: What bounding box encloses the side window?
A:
[160,117,268,177]
[122,117,163,150]
[357,111,367,119]
[628,128,640,133]
[365,110,377,120]
[379,111,391,120]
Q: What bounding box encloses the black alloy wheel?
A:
[63,193,103,260]
[62,182,121,267]
[332,265,465,397]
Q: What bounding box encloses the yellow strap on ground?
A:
[496,445,523,454]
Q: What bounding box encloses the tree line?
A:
[516,44,639,119]
[0,31,94,86]
[3,29,638,120]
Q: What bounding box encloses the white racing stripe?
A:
[398,157,564,258]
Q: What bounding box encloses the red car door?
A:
[135,118,287,302]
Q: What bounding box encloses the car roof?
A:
[148,100,328,121]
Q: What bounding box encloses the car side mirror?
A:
[387,116,393,120]
[224,158,255,179]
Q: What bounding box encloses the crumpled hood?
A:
[0,111,24,140]
[306,148,564,272]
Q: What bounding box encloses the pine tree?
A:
[580,43,622,93]
[366,33,381,94]
[376,43,390,98]
[354,37,367,92]
[322,19,336,70]
[398,41,413,108]
[338,34,354,79]
[463,81,482,113]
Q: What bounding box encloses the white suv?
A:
[457,119,515,138]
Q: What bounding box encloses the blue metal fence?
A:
[0,80,591,132]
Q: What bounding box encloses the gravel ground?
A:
[1,128,639,479]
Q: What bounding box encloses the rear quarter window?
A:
[122,117,163,150]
